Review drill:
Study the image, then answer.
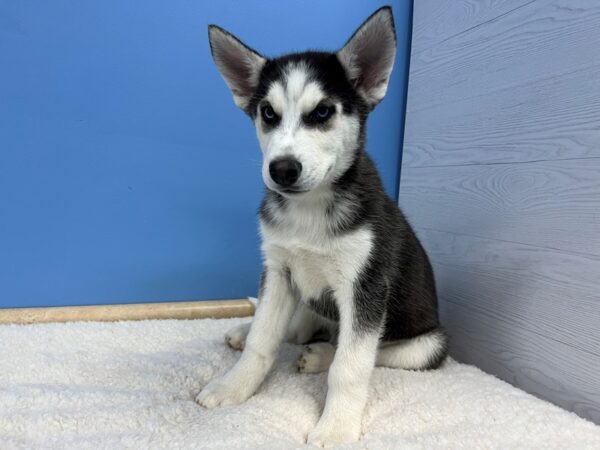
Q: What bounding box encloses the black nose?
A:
[269,158,302,188]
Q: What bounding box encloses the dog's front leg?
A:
[307,286,381,447]
[196,266,297,408]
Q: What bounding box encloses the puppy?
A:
[197,6,448,447]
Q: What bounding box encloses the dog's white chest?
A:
[261,224,374,301]
[287,246,334,301]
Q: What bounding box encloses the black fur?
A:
[307,290,339,323]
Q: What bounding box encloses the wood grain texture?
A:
[401,0,600,423]
[404,0,600,167]
[419,228,600,359]
[0,299,255,325]
[400,159,600,256]
[440,299,600,423]
[411,0,527,55]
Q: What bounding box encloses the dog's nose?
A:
[269,158,302,188]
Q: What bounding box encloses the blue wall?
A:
[0,1,411,308]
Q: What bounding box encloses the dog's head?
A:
[208,7,396,197]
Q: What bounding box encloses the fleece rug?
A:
[1,317,599,449]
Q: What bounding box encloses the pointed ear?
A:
[337,7,397,108]
[208,25,266,111]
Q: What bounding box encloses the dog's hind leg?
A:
[376,328,448,370]
[225,322,251,351]
[285,302,327,345]
[297,342,335,373]
[225,303,325,351]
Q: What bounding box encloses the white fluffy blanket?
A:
[1,317,599,449]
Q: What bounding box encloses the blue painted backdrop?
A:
[0,1,411,307]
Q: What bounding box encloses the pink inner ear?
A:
[216,44,254,95]
[338,9,396,104]
[210,29,264,103]
[355,31,394,91]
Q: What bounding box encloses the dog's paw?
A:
[224,323,250,351]
[296,343,335,374]
[307,420,360,447]
[195,376,252,408]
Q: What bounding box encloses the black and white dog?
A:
[197,6,447,446]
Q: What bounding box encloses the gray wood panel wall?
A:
[399,0,600,423]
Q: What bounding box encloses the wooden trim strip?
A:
[0,299,255,325]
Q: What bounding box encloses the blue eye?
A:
[264,106,274,119]
[316,105,331,118]
[261,104,278,124]
[304,103,335,125]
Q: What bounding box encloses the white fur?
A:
[224,322,250,351]
[260,221,373,302]
[256,64,360,196]
[196,267,298,408]
[309,326,380,446]
[297,342,335,374]
[261,187,359,246]
[377,330,446,370]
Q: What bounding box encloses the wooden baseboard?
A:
[0,299,255,325]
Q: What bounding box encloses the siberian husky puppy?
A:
[197,6,448,446]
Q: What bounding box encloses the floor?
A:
[1,317,599,449]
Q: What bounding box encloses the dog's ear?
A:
[208,25,266,111]
[337,7,397,108]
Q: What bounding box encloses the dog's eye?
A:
[261,104,279,125]
[306,104,334,125]
[316,105,332,120]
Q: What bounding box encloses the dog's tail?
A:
[376,328,448,370]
